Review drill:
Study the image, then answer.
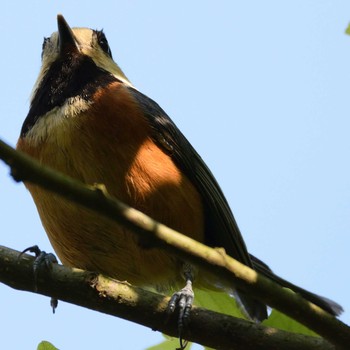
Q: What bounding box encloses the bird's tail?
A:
[249,254,343,317]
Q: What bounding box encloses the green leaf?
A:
[37,341,59,350]
[345,23,350,35]
[194,288,245,318]
[195,289,317,337]
[263,309,317,336]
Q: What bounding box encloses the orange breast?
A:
[17,82,204,290]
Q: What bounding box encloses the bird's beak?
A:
[57,14,78,54]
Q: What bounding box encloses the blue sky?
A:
[1,1,350,349]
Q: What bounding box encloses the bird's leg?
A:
[167,264,195,349]
[18,245,58,313]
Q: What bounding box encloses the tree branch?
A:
[0,138,349,349]
[0,245,336,350]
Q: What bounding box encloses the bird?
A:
[17,14,342,327]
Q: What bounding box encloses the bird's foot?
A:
[167,279,194,350]
[18,245,58,313]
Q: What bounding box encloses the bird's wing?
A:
[128,87,252,268]
[128,87,268,321]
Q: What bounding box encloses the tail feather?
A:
[250,254,343,316]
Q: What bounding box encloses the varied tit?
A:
[17,15,342,325]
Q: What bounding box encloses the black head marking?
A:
[21,51,119,137]
[94,30,113,58]
[41,37,50,59]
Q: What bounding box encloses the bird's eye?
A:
[41,37,50,59]
[95,30,113,58]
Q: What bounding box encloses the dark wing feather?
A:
[128,87,252,266]
[128,87,268,321]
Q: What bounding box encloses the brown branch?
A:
[0,245,336,350]
[0,138,349,349]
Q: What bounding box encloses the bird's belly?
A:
[18,109,205,290]
[26,186,182,288]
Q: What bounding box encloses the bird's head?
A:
[36,14,131,90]
[22,15,132,139]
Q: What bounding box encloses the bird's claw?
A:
[167,282,194,350]
[19,245,59,313]
[168,286,193,329]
